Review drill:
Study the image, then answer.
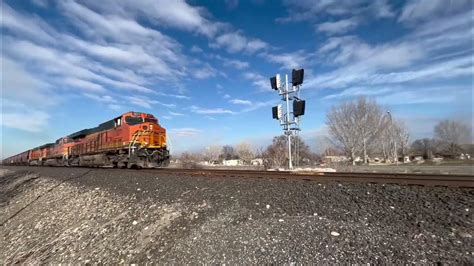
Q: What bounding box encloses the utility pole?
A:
[387,111,398,165]
[270,69,305,170]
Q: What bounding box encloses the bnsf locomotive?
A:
[2,112,170,168]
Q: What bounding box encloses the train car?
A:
[2,111,169,168]
[4,150,29,165]
[28,143,54,165]
[67,111,169,168]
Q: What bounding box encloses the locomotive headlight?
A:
[150,125,153,130]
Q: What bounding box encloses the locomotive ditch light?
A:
[293,99,305,117]
[292,68,304,86]
[269,74,281,90]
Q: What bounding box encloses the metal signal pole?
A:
[270,69,305,171]
[284,74,293,170]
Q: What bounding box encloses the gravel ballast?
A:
[0,166,472,264]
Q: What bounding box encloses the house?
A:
[223,159,243,166]
[323,155,348,163]
[251,158,263,166]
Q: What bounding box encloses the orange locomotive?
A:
[3,112,170,168]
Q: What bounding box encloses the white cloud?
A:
[399,0,471,23]
[1,56,55,106]
[191,64,218,79]
[190,45,203,53]
[316,18,359,35]
[318,36,423,69]
[223,94,231,99]
[156,92,191,100]
[83,93,115,103]
[64,35,158,66]
[64,78,105,92]
[82,0,221,37]
[243,72,269,91]
[307,10,473,92]
[107,104,123,111]
[222,58,249,69]
[261,50,308,69]
[0,2,57,44]
[241,99,276,113]
[127,96,176,109]
[278,0,394,23]
[4,38,155,94]
[169,111,185,116]
[246,39,268,53]
[170,128,202,137]
[323,87,392,100]
[229,99,252,105]
[1,110,50,132]
[190,106,235,114]
[212,31,268,53]
[322,85,468,106]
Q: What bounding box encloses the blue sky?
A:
[1,0,473,157]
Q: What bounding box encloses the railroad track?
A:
[132,168,474,188]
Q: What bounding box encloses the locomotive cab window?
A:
[125,116,143,125]
[144,117,157,123]
[114,117,122,127]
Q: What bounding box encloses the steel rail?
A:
[128,168,474,188]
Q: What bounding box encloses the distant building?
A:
[223,159,243,166]
[251,158,263,166]
[323,155,348,163]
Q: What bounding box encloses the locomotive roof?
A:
[32,143,55,150]
[68,117,117,139]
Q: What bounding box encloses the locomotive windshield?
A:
[125,115,157,125]
[144,117,157,123]
[125,116,143,125]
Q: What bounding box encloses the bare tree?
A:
[204,145,221,164]
[394,120,410,159]
[235,142,254,165]
[326,101,361,165]
[411,138,438,159]
[355,98,387,164]
[262,135,316,168]
[262,135,288,168]
[434,120,472,157]
[179,152,203,169]
[220,145,237,160]
[327,97,386,164]
[381,119,410,162]
[291,135,316,166]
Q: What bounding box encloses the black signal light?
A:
[292,68,304,86]
[272,106,279,119]
[270,76,277,90]
[293,100,305,117]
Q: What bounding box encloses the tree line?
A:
[178,96,472,168]
[326,97,472,164]
[178,137,320,169]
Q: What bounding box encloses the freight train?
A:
[2,112,170,168]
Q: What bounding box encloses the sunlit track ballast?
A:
[133,168,474,188]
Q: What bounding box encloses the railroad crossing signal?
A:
[269,68,305,170]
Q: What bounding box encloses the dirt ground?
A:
[1,166,472,264]
[335,164,474,175]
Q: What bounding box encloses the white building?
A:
[223,159,243,166]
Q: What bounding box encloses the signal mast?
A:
[270,69,305,170]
